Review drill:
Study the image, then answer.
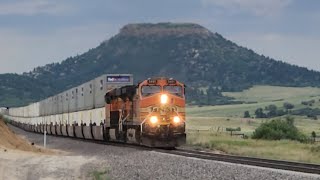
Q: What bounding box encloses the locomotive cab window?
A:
[141,85,161,97]
[164,85,183,97]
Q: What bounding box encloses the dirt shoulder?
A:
[0,119,50,154]
[0,148,100,180]
[0,120,101,179]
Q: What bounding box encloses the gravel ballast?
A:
[5,125,320,180]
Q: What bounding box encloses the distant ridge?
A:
[120,23,211,36]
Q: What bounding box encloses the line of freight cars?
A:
[3,74,133,141]
[8,74,133,118]
[7,108,108,140]
[0,107,7,117]
[4,74,133,129]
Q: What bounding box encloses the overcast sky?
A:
[0,0,319,74]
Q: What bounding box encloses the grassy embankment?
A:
[186,86,320,163]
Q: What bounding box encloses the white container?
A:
[62,113,69,125]
[93,107,105,125]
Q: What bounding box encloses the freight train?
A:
[2,74,186,147]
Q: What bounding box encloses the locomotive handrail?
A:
[122,114,130,123]
[140,117,148,133]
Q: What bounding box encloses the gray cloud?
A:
[0,0,75,16]
[0,0,319,74]
[202,0,292,16]
[228,32,320,70]
[0,24,119,74]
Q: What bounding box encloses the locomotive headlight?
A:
[150,116,158,124]
[160,94,168,104]
[173,116,181,123]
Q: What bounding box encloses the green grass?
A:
[186,116,320,136]
[223,85,320,103]
[187,85,320,118]
[91,169,110,180]
[187,103,274,117]
[186,117,259,134]
[185,85,320,163]
[187,132,320,163]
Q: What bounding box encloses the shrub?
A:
[3,117,11,124]
[252,117,307,142]
[307,114,318,120]
[301,100,315,106]
[291,107,320,119]
[226,127,241,131]
[283,102,294,110]
[276,109,286,116]
[311,146,320,153]
[255,105,287,118]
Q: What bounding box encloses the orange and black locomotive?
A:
[105,77,186,147]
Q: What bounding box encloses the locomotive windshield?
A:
[164,86,183,97]
[141,85,161,96]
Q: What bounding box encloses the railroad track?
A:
[9,124,320,175]
[156,148,320,175]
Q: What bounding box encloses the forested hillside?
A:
[1,23,320,107]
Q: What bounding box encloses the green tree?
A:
[255,108,266,118]
[244,111,251,118]
[265,104,278,117]
[283,102,294,113]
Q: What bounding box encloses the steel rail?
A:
[156,148,320,175]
